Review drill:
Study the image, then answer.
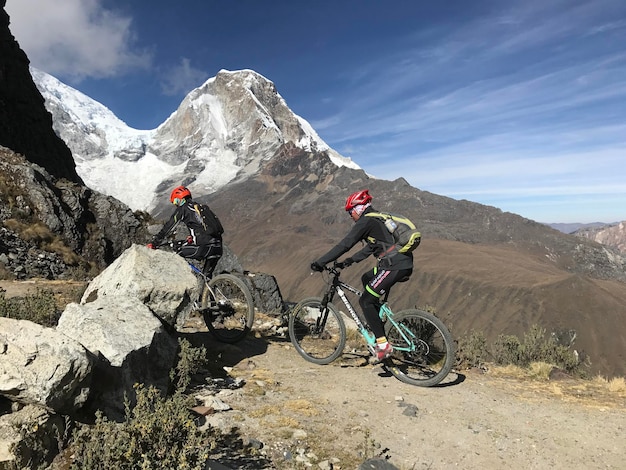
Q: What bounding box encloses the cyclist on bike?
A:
[310,189,413,363]
[147,185,224,278]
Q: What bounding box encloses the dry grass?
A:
[594,375,626,393]
[248,405,281,419]
[488,362,555,381]
[3,219,82,264]
[283,399,320,417]
[527,362,555,380]
[246,368,276,385]
[479,363,626,409]
[0,279,87,304]
[274,416,300,428]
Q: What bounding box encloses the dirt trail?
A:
[197,327,626,469]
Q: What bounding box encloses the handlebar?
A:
[311,262,343,276]
[329,262,344,273]
[154,239,186,251]
[311,262,366,299]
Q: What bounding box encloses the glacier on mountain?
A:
[32,67,359,213]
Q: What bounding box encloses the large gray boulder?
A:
[59,296,177,368]
[81,244,198,327]
[57,296,179,419]
[239,272,284,316]
[0,318,92,413]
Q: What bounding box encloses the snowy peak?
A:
[33,68,359,213]
[32,67,128,131]
[151,69,355,170]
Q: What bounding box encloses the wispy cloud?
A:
[311,0,626,222]
[6,0,152,81]
[159,58,208,96]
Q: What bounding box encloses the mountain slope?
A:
[202,146,626,378]
[574,221,626,254]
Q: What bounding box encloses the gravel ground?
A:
[189,325,626,470]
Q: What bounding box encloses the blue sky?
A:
[6,0,626,224]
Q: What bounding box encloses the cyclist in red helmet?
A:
[148,185,224,278]
[311,189,414,363]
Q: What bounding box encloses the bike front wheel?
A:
[384,309,455,387]
[202,273,255,343]
[288,297,346,365]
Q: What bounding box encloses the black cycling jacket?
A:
[316,206,413,271]
[152,199,222,246]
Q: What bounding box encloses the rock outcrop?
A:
[575,221,626,254]
[0,240,286,466]
[0,148,150,277]
[0,0,81,183]
[58,296,179,419]
[1,2,151,277]
[80,244,198,327]
[0,318,92,414]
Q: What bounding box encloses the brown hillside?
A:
[202,146,626,378]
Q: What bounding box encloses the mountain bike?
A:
[288,264,455,387]
[158,240,254,343]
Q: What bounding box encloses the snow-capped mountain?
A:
[32,67,359,213]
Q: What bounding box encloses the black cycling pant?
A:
[178,243,223,279]
[359,267,412,339]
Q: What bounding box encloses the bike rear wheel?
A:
[202,273,254,343]
[384,309,455,387]
[288,297,346,365]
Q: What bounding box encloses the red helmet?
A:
[345,189,372,211]
[170,185,191,205]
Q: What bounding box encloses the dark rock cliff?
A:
[0,0,81,183]
[0,2,150,278]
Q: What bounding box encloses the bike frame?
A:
[187,260,209,286]
[186,260,225,313]
[321,267,420,354]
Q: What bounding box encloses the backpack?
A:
[365,212,421,255]
[193,203,224,237]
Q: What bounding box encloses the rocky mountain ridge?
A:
[0,147,149,279]
[548,221,615,234]
[573,221,626,254]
